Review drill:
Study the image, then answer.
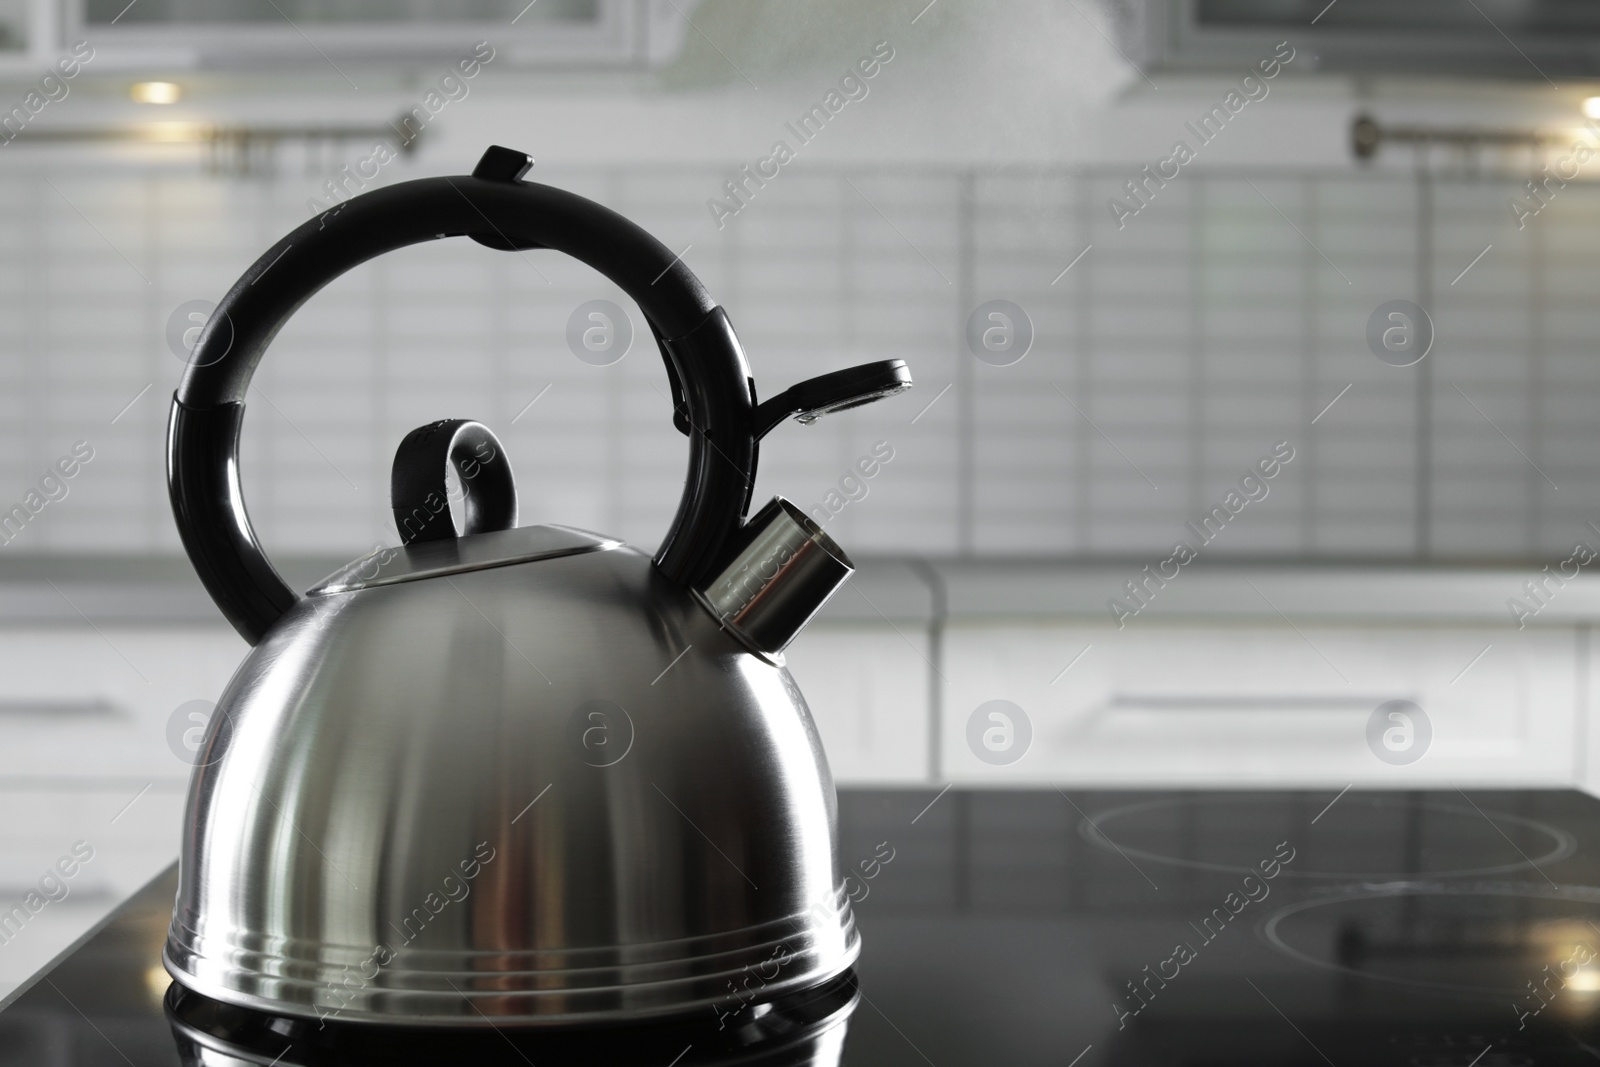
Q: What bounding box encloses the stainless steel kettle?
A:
[162,146,912,1027]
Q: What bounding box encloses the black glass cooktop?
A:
[3,787,1600,1065]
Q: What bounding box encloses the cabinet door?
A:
[0,624,246,781]
[785,623,933,784]
[941,622,1578,786]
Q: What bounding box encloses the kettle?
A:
[162,146,912,1027]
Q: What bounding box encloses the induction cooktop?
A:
[2,787,1599,1065]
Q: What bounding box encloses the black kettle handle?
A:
[390,419,519,545]
[168,146,758,644]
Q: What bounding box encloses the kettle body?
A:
[168,527,856,1024]
[161,146,910,1026]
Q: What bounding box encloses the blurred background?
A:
[0,0,1598,994]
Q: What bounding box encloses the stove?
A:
[3,787,1599,1065]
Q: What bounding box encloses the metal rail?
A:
[1351,112,1583,161]
[5,116,421,175]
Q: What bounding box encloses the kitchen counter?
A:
[0,554,1591,625]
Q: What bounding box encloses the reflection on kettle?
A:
[160,146,911,1027]
[166,971,859,1066]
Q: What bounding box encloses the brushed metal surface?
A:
[696,497,853,655]
[164,535,857,1025]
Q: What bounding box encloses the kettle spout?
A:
[692,497,853,656]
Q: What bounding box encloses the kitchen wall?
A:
[0,2,1593,567]
[4,162,1599,564]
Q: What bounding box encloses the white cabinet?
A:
[0,586,1589,794]
[0,624,245,781]
[940,621,1580,787]
[0,623,246,1005]
[0,786,185,1003]
[784,623,932,784]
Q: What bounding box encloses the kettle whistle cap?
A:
[694,497,853,656]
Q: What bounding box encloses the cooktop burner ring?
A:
[1260,880,1600,997]
[1078,795,1577,880]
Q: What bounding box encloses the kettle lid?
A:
[307,524,621,597]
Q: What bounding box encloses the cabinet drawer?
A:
[0,625,246,781]
[942,622,1576,786]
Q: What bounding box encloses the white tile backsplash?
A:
[0,162,1591,563]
